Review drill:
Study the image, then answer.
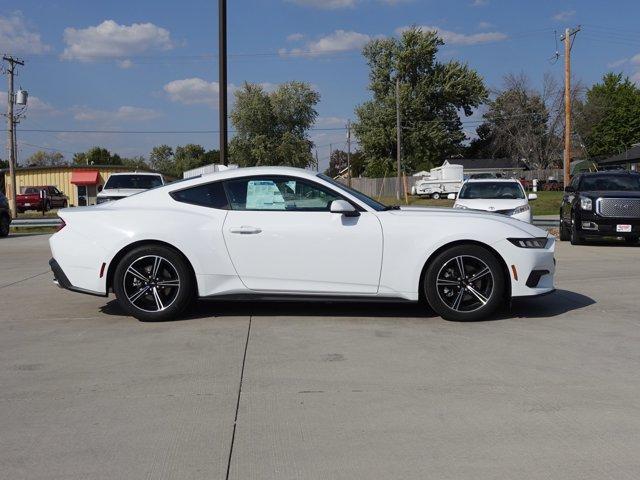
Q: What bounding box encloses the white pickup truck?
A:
[97,172,165,204]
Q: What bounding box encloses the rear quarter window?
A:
[170,182,229,209]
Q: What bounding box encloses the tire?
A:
[0,215,10,238]
[431,192,441,200]
[624,236,639,245]
[61,200,68,209]
[113,245,194,321]
[570,215,583,245]
[45,201,51,212]
[424,244,506,321]
[559,209,570,241]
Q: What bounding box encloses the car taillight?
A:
[57,218,66,232]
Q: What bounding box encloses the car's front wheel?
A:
[424,244,505,321]
[113,245,194,321]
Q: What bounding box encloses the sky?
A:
[2,0,640,171]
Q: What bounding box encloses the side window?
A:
[224,177,343,211]
[571,175,580,191]
[170,182,229,209]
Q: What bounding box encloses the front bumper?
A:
[575,211,640,237]
[49,258,107,297]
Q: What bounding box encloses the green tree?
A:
[575,73,640,157]
[324,149,366,178]
[174,144,207,174]
[73,147,122,166]
[229,81,320,167]
[26,150,66,167]
[121,155,148,170]
[354,27,487,175]
[149,145,174,174]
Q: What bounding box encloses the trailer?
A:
[411,161,464,199]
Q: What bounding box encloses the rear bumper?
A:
[49,258,107,297]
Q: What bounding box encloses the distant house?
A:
[446,158,530,178]
[597,144,640,170]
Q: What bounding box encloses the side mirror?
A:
[330,200,360,217]
[564,185,574,193]
[447,193,456,200]
[528,193,538,201]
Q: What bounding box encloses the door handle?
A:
[229,226,262,235]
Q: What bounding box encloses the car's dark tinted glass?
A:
[104,175,163,190]
[580,175,640,191]
[170,182,229,209]
[458,182,525,199]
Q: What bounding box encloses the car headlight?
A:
[508,237,549,249]
[580,197,592,211]
[512,204,530,215]
[453,204,467,209]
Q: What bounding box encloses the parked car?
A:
[452,179,537,223]
[50,167,556,322]
[560,171,640,245]
[97,172,165,204]
[16,186,68,213]
[542,179,563,191]
[0,191,11,237]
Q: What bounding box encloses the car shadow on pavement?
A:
[100,288,595,322]
[505,289,596,319]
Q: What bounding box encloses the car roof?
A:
[109,172,163,176]
[464,178,521,183]
[580,171,638,176]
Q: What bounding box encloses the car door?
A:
[222,175,384,294]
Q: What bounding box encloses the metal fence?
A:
[340,169,565,198]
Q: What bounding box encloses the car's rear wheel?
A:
[424,244,505,321]
[113,245,194,321]
[431,192,441,200]
[0,215,10,237]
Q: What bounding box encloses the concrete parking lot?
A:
[1,234,639,480]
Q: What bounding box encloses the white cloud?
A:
[73,105,161,122]
[280,30,372,57]
[552,10,576,21]
[163,78,224,107]
[0,91,57,116]
[163,78,282,107]
[399,25,507,46]
[287,33,305,42]
[470,0,488,6]
[0,12,51,54]
[608,58,628,68]
[61,20,173,64]
[287,0,357,8]
[477,21,494,30]
[316,116,348,127]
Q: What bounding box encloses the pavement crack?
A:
[0,270,49,289]
[225,315,252,480]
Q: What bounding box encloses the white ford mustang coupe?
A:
[49,167,555,322]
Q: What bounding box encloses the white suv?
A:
[97,172,165,204]
[452,178,537,223]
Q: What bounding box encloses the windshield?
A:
[580,175,640,192]
[458,182,525,200]
[317,173,388,211]
[104,175,163,190]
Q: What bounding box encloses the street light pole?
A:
[218,0,228,165]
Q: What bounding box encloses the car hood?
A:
[580,190,640,199]
[393,206,545,237]
[454,198,527,211]
[97,188,146,198]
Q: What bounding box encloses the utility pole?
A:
[346,121,352,187]
[396,77,402,201]
[218,0,228,165]
[560,26,580,188]
[3,55,24,218]
[315,148,319,172]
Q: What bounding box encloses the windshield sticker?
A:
[246,180,285,210]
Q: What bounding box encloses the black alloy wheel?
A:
[113,245,194,321]
[424,244,505,321]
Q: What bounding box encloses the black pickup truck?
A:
[560,171,640,245]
